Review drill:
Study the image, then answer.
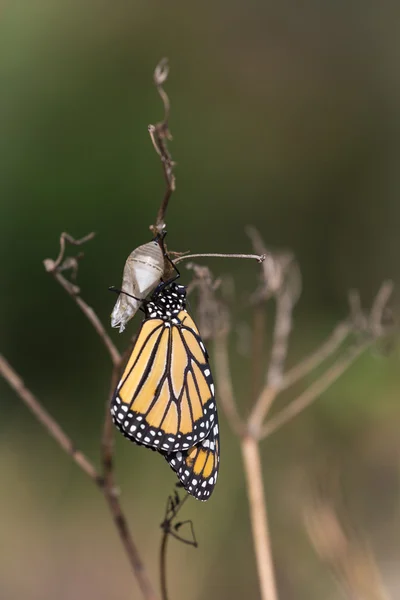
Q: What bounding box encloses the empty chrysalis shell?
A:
[111,239,164,332]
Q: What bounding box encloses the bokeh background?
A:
[1,1,400,599]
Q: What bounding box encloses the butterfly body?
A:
[111,281,220,500]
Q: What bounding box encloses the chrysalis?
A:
[111,239,164,332]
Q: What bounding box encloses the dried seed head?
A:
[111,239,164,332]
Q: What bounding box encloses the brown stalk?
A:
[159,493,196,600]
[149,58,175,234]
[241,436,279,600]
[0,355,102,485]
[279,322,351,391]
[260,341,371,439]
[251,304,267,404]
[213,334,245,437]
[0,356,157,600]
[44,233,158,600]
[212,226,394,600]
[174,252,265,264]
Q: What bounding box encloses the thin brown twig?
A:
[266,291,295,387]
[43,265,121,367]
[101,363,120,488]
[215,224,394,600]
[369,279,394,336]
[280,322,351,391]
[0,354,102,485]
[99,353,158,599]
[260,341,371,439]
[174,252,265,265]
[42,233,158,600]
[53,231,96,270]
[213,334,245,436]
[251,305,267,404]
[160,530,170,600]
[245,227,301,431]
[102,460,158,600]
[148,58,175,233]
[1,351,158,600]
[0,354,157,596]
[160,493,195,600]
[248,287,296,432]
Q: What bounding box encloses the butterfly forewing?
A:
[111,284,217,453]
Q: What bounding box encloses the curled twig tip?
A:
[154,57,169,86]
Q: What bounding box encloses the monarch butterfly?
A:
[110,245,220,500]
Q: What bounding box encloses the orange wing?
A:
[111,311,216,453]
[164,413,220,501]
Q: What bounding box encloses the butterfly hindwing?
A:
[164,412,220,501]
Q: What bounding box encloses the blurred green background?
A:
[1,1,400,598]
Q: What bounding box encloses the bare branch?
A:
[266,290,294,387]
[0,354,158,599]
[42,232,158,599]
[213,334,246,436]
[247,226,298,305]
[241,436,278,600]
[174,252,265,265]
[278,280,394,393]
[103,468,158,600]
[160,493,196,600]
[44,265,121,367]
[154,57,171,123]
[280,322,351,391]
[52,231,96,271]
[369,280,394,336]
[148,58,175,233]
[0,354,102,484]
[248,261,301,430]
[250,305,267,403]
[160,528,170,600]
[97,338,159,599]
[260,341,371,439]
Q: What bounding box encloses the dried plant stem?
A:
[212,225,393,600]
[149,58,175,232]
[0,354,102,484]
[370,279,394,334]
[99,364,157,598]
[160,532,170,600]
[251,305,267,403]
[249,290,294,430]
[241,436,278,600]
[43,231,158,599]
[43,265,121,367]
[1,354,158,600]
[261,341,371,439]
[280,322,350,391]
[248,386,279,435]
[53,231,96,270]
[175,252,265,265]
[213,335,245,436]
[103,472,157,600]
[266,291,294,387]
